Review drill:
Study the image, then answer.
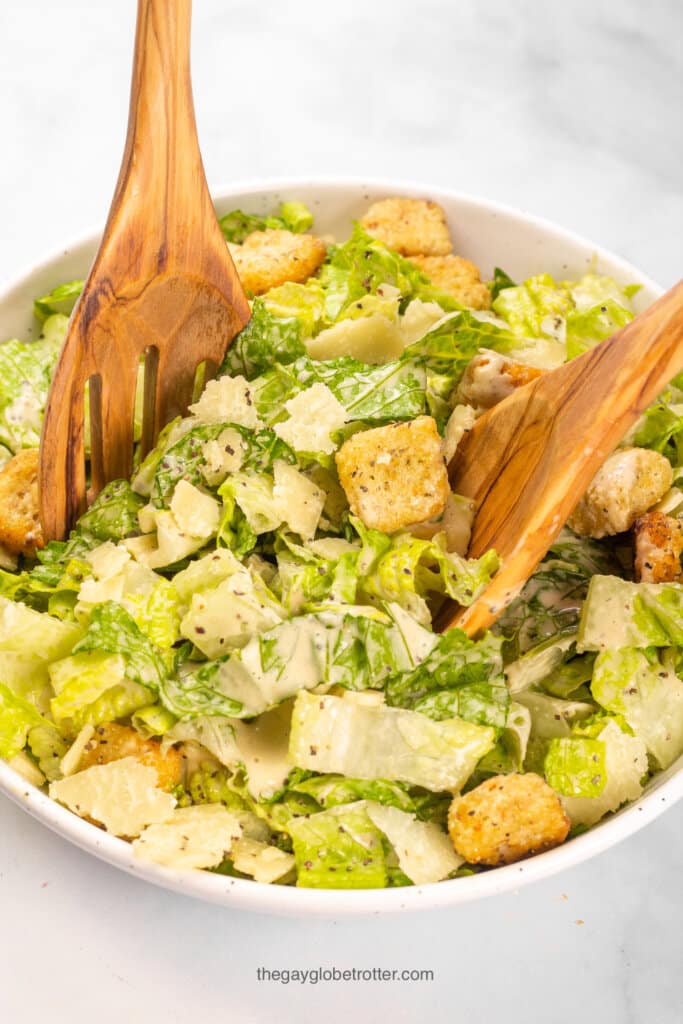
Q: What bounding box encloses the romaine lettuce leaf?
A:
[578,576,683,650]
[219,299,306,379]
[0,595,82,660]
[495,531,620,662]
[385,628,508,730]
[591,647,683,769]
[262,282,326,339]
[33,280,83,322]
[151,421,295,508]
[549,719,648,826]
[285,773,449,822]
[49,651,152,731]
[0,681,50,758]
[318,225,445,322]
[632,387,683,467]
[289,690,495,791]
[72,601,168,690]
[544,736,607,797]
[288,802,387,889]
[0,320,65,450]
[219,201,313,243]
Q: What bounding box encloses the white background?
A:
[0,1,681,1021]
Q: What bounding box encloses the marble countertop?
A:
[0,1,681,1021]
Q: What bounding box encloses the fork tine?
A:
[96,360,140,491]
[153,348,200,438]
[40,370,87,541]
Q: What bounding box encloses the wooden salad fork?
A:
[39,0,250,542]
[435,280,683,637]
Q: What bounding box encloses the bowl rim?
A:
[0,175,680,917]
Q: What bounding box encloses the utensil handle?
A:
[105,0,206,248]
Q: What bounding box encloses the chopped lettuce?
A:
[591,647,683,769]
[492,272,636,365]
[495,532,620,662]
[219,201,314,243]
[544,737,607,797]
[33,280,83,322]
[288,802,387,889]
[0,319,65,451]
[0,681,50,758]
[49,651,152,731]
[289,690,495,791]
[263,283,326,339]
[385,629,509,731]
[578,577,683,650]
[72,602,168,690]
[220,299,306,379]
[550,719,648,827]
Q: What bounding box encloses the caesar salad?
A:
[0,195,681,888]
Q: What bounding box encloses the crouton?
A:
[78,722,182,791]
[455,350,544,411]
[634,510,683,583]
[0,447,43,556]
[228,229,327,296]
[410,254,492,310]
[335,415,449,533]
[360,197,453,257]
[568,447,673,539]
[448,773,570,866]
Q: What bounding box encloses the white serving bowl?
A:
[0,178,680,917]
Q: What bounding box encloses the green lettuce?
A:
[285,774,449,823]
[151,421,294,508]
[578,576,683,650]
[632,378,683,466]
[49,651,152,731]
[318,224,454,321]
[0,317,66,450]
[219,299,306,379]
[544,736,607,797]
[289,690,495,791]
[252,354,428,427]
[0,681,50,758]
[262,283,326,339]
[548,719,648,826]
[33,280,83,322]
[385,629,508,731]
[495,531,620,662]
[591,647,683,769]
[72,601,168,689]
[219,201,314,244]
[288,802,387,889]
[159,662,244,720]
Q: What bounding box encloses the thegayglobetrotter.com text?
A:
[256,966,434,985]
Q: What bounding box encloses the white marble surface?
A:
[0,1,681,1021]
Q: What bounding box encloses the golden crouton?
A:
[228,229,327,296]
[568,447,673,539]
[335,415,449,533]
[78,722,182,792]
[0,448,43,556]
[409,254,491,310]
[448,773,570,866]
[634,511,683,583]
[456,350,543,411]
[360,197,453,257]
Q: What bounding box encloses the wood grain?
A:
[39,0,250,541]
[434,279,683,636]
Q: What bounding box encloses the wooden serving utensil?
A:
[39,0,250,542]
[434,279,683,637]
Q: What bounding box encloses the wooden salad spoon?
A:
[435,279,683,637]
[39,0,250,542]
